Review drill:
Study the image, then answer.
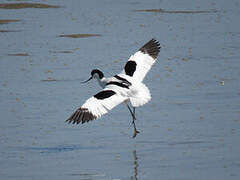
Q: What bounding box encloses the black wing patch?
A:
[124,60,137,76]
[106,81,129,89]
[139,39,161,59]
[114,75,132,85]
[66,108,97,124]
[94,90,116,100]
[106,75,132,89]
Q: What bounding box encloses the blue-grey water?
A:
[0,0,240,179]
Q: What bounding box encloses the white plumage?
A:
[66,39,161,137]
[82,89,127,119]
[122,51,156,82]
[129,82,151,107]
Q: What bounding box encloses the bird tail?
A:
[130,83,151,107]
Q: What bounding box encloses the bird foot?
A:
[132,130,140,138]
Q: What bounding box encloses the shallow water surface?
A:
[0,0,240,179]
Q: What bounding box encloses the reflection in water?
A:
[131,149,139,180]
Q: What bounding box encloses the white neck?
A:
[96,77,107,88]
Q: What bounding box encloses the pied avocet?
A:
[66,39,161,138]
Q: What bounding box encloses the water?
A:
[0,0,240,179]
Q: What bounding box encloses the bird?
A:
[66,39,161,138]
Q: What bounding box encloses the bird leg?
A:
[132,107,140,138]
[126,104,140,138]
[127,104,136,120]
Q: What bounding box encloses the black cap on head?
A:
[91,69,104,79]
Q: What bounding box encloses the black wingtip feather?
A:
[66,108,97,124]
[139,39,161,59]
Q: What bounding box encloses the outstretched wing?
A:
[66,88,127,124]
[122,39,161,82]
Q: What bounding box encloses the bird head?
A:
[82,69,104,83]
